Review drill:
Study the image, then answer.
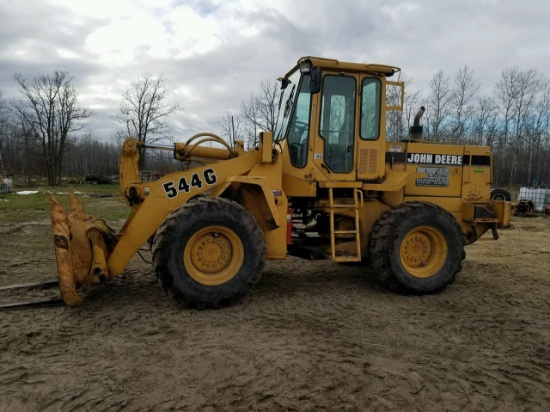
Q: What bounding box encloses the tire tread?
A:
[152,197,265,309]
[368,201,465,294]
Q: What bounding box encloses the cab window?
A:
[319,75,356,173]
[360,78,381,140]
[274,70,301,142]
[287,74,311,168]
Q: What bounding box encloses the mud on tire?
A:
[153,197,266,308]
[368,202,465,294]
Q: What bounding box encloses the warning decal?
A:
[416,167,449,187]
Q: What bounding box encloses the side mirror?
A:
[280,78,290,90]
[310,67,322,94]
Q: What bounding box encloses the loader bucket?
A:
[49,191,118,306]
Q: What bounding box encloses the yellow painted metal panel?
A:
[108,152,260,276]
[363,171,410,191]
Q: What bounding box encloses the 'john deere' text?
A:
[407,153,463,165]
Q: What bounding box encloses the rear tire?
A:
[153,197,266,308]
[490,188,511,201]
[368,202,465,294]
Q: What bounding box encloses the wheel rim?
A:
[492,194,505,201]
[184,225,244,286]
[399,226,448,278]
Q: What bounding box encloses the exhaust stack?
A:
[409,106,426,140]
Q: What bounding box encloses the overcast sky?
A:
[1,0,549,140]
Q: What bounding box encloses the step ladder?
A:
[328,188,363,262]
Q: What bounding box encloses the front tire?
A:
[153,197,266,308]
[368,202,465,294]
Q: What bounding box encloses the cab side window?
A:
[287,74,311,168]
[319,75,356,173]
[360,78,381,140]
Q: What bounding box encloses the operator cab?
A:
[274,57,403,193]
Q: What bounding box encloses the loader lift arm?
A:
[43,134,267,307]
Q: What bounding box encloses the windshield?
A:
[274,69,302,141]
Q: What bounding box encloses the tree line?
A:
[0,73,180,185]
[1,65,549,188]
[388,67,550,187]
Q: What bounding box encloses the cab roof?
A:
[291,56,401,78]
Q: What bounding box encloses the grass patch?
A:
[0,183,130,224]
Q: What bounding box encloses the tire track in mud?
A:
[1,218,549,411]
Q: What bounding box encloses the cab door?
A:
[356,76,386,181]
[312,74,358,182]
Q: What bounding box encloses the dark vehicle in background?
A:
[85,174,112,184]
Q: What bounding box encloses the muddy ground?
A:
[1,213,549,411]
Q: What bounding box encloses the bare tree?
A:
[515,71,546,186]
[531,81,550,185]
[450,66,479,143]
[256,79,279,132]
[240,93,261,148]
[240,79,280,148]
[117,74,181,169]
[0,90,7,128]
[9,103,42,184]
[493,67,521,184]
[217,111,242,148]
[0,90,8,173]
[470,96,498,146]
[425,70,452,141]
[62,131,120,177]
[13,71,90,185]
[494,68,540,185]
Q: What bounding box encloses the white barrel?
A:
[519,187,550,212]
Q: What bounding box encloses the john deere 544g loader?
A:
[43,56,510,309]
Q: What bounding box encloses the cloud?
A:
[1,0,549,139]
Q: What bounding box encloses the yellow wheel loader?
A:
[3,56,511,309]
